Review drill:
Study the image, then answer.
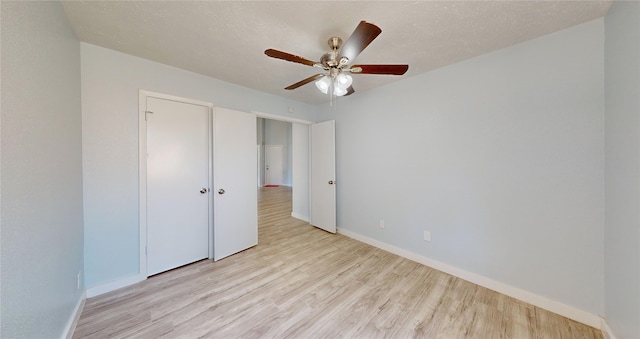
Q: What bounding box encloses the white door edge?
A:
[138,90,214,278]
[257,145,262,188]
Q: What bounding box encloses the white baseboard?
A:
[86,274,146,298]
[337,227,603,329]
[291,212,309,222]
[62,291,85,339]
[601,319,617,339]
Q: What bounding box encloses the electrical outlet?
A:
[379,219,385,229]
[423,231,431,242]
[77,272,81,290]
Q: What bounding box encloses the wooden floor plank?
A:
[73,186,602,338]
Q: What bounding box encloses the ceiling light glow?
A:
[315,76,331,94]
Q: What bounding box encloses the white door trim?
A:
[252,110,314,125]
[139,90,214,278]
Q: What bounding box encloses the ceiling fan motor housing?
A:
[320,53,337,68]
[321,36,353,74]
[320,36,347,69]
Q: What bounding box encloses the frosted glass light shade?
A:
[315,76,331,94]
[335,73,353,89]
[333,86,348,96]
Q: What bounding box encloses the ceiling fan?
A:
[265,21,409,99]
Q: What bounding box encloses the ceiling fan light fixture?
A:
[315,76,331,94]
[333,86,348,97]
[266,21,409,101]
[335,73,353,88]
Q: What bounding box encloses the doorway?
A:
[255,113,311,222]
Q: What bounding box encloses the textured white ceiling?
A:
[61,1,612,105]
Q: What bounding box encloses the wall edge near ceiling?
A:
[336,227,603,329]
[86,273,146,298]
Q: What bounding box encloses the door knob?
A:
[200,188,208,194]
[328,180,334,185]
[218,189,225,195]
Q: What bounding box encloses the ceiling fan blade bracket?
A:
[338,57,349,68]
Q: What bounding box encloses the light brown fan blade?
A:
[339,21,382,63]
[350,64,408,75]
[344,86,355,96]
[265,49,317,67]
[285,74,325,90]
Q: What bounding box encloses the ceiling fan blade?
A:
[265,49,317,67]
[285,74,325,90]
[350,64,409,75]
[339,21,382,63]
[345,86,355,96]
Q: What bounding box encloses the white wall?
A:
[604,1,640,338]
[318,19,605,317]
[1,1,84,337]
[81,43,317,288]
[292,123,310,221]
[264,119,293,186]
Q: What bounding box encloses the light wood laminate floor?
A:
[74,186,602,338]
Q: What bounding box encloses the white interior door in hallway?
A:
[146,97,210,276]
[310,120,336,233]
[265,145,285,186]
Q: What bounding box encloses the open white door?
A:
[214,108,258,260]
[310,120,336,233]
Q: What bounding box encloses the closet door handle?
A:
[218,189,226,195]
